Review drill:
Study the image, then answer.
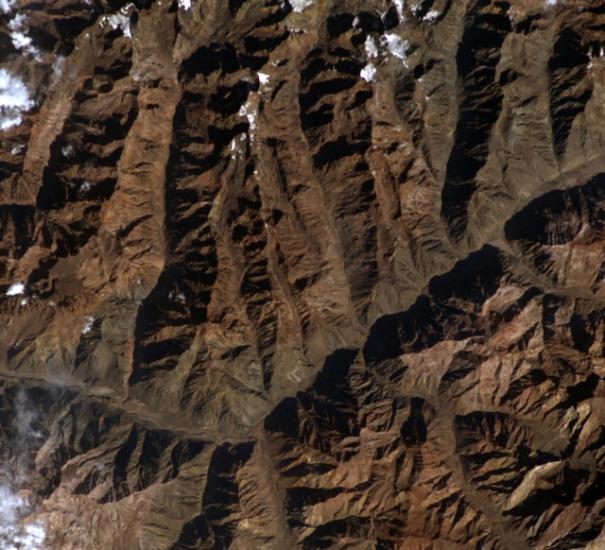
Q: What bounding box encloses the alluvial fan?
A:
[0,0,605,548]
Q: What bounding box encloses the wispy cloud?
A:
[0,485,46,550]
[0,390,47,549]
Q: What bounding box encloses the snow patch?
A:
[365,36,379,58]
[393,0,404,18]
[178,0,192,8]
[61,144,75,158]
[290,0,314,13]
[239,98,258,140]
[168,290,186,304]
[229,133,246,156]
[588,45,605,69]
[107,13,131,38]
[382,33,410,61]
[423,9,440,22]
[0,70,34,131]
[0,0,14,13]
[258,72,270,86]
[81,316,94,334]
[360,64,376,82]
[6,282,25,296]
[102,5,134,38]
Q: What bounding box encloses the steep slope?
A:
[0,0,605,548]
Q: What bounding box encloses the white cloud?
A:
[6,282,25,296]
[0,486,22,528]
[0,392,47,550]
[0,485,46,549]
[0,70,34,130]
[8,14,39,56]
[10,31,32,50]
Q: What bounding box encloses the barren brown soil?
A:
[1,0,605,548]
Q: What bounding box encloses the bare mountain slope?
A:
[0,0,605,548]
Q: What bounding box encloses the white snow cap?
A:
[258,72,270,85]
[6,282,25,296]
[360,64,376,82]
[290,0,314,13]
[0,70,34,130]
[178,0,191,9]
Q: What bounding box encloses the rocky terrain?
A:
[0,0,605,548]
